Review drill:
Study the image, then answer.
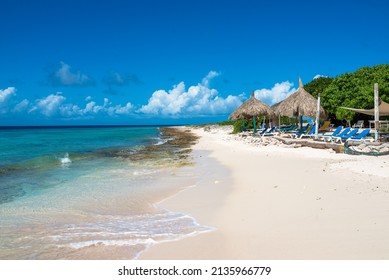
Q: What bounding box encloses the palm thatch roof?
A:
[229,91,274,120]
[272,78,326,119]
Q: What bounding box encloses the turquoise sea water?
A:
[0,126,209,259]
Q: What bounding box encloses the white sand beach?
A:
[141,125,389,259]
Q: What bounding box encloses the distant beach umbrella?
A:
[273,78,326,127]
[229,91,275,132]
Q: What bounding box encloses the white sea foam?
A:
[59,153,72,164]
[47,211,213,257]
[132,169,156,176]
[67,238,157,249]
[153,137,174,145]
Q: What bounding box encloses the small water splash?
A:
[60,153,72,165]
[153,137,174,146]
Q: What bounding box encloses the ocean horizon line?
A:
[0,124,189,129]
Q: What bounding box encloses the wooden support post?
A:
[374,83,379,141]
[315,93,320,139]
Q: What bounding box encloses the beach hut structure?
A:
[229,91,274,133]
[273,78,326,128]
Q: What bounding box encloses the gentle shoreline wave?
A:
[0,126,207,259]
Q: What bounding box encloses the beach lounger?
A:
[352,120,364,128]
[262,126,277,136]
[284,124,309,138]
[333,128,359,143]
[278,123,296,133]
[258,123,265,130]
[292,124,312,138]
[318,121,331,133]
[295,123,310,133]
[325,127,350,142]
[257,127,269,135]
[298,124,316,139]
[345,129,372,143]
[318,126,343,142]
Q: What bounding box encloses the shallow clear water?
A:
[0,126,210,259]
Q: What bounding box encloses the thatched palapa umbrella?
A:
[273,78,326,128]
[229,91,274,132]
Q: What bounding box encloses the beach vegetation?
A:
[305,64,389,122]
[304,76,334,99]
[216,119,242,134]
[219,116,297,134]
[217,119,255,134]
[232,119,249,134]
[217,120,236,126]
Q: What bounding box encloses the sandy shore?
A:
[141,125,389,259]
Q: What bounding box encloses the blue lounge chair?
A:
[257,127,269,135]
[290,124,311,138]
[297,123,310,133]
[278,123,296,132]
[258,122,265,130]
[298,124,317,139]
[333,128,359,143]
[345,129,371,142]
[262,126,277,136]
[318,126,343,141]
[326,127,350,142]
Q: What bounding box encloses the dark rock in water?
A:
[159,127,199,149]
[103,127,200,167]
[89,127,199,166]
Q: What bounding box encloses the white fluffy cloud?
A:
[0,87,17,114]
[57,98,134,118]
[30,93,66,116]
[12,99,30,113]
[313,74,328,80]
[58,101,101,118]
[254,81,296,106]
[0,87,16,103]
[2,73,304,121]
[201,71,219,87]
[84,101,101,113]
[24,92,134,118]
[107,103,134,116]
[138,71,242,117]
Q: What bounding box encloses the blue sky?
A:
[1,0,388,125]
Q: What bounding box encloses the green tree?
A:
[304,76,334,98]
[307,64,389,122]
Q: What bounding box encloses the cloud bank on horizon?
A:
[1,64,310,123]
[138,71,243,117]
